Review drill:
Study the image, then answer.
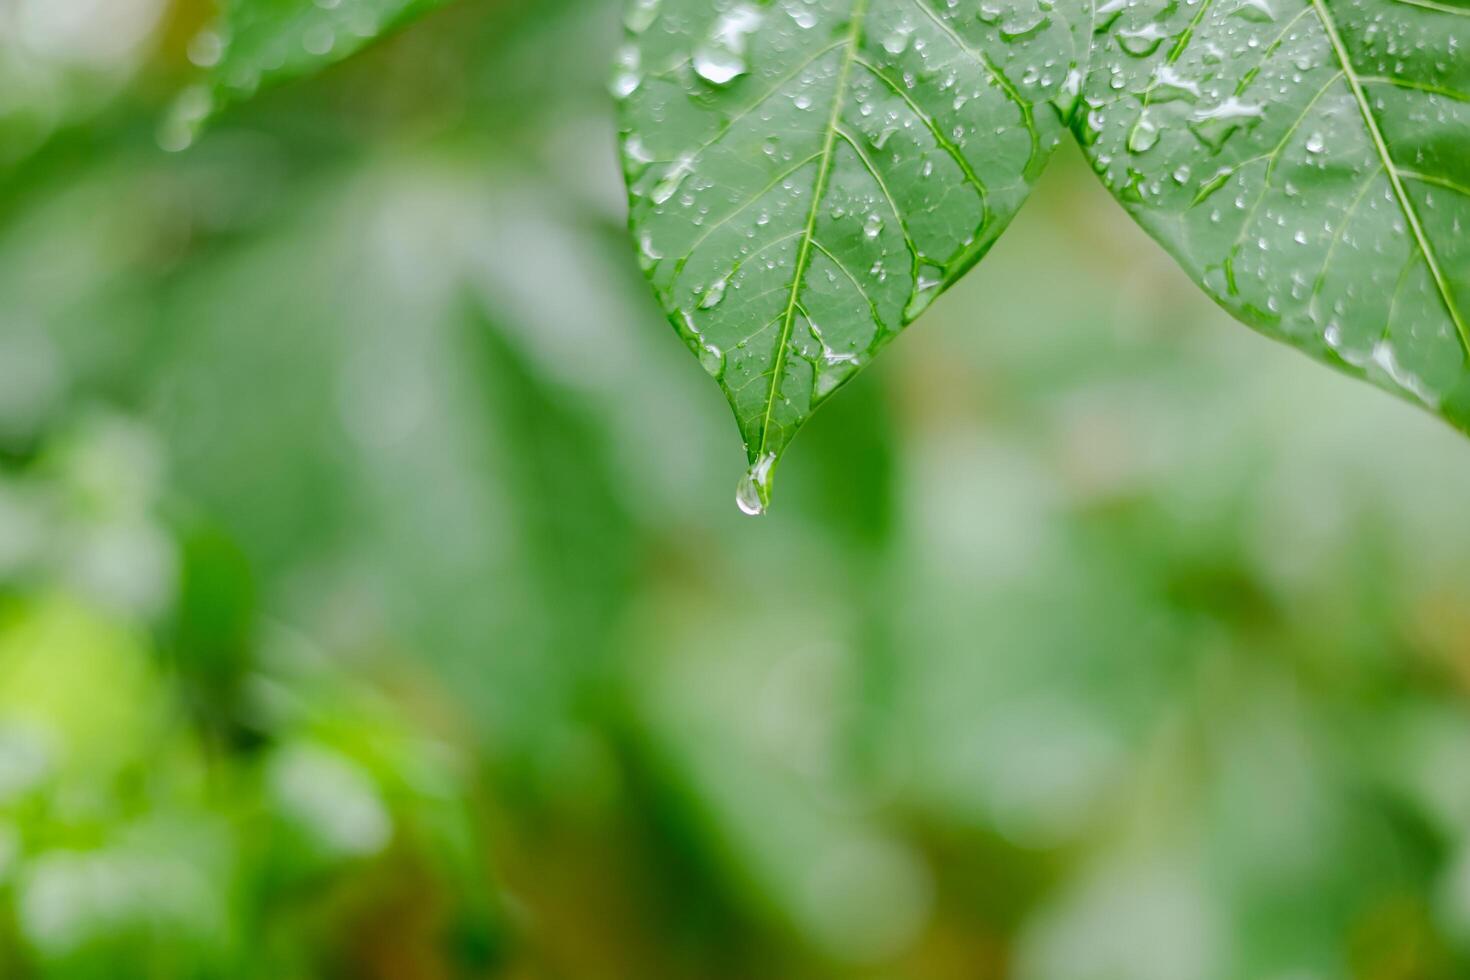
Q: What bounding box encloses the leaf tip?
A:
[734,452,776,517]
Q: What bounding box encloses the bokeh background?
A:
[4,1,1470,977]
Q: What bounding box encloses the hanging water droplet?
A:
[693,3,763,87]
[735,452,776,516]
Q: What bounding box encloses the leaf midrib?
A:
[755,0,870,465]
[1307,0,1470,360]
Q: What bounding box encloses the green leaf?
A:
[617,0,1083,513]
[169,0,454,139]
[1074,0,1470,433]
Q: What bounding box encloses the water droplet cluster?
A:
[1075,0,1470,417]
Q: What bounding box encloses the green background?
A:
[3,0,1470,976]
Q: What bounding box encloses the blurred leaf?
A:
[617,0,1080,512]
[167,525,257,742]
[1073,0,1470,434]
[0,597,166,787]
[192,0,458,121]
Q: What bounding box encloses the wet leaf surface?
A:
[618,0,1085,512]
[1077,0,1470,434]
[620,0,1470,512]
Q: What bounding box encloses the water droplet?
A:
[698,275,730,309]
[693,4,763,87]
[882,21,915,55]
[157,85,214,153]
[1128,112,1160,153]
[624,133,654,176]
[1150,64,1201,103]
[610,44,642,99]
[1120,167,1149,203]
[1189,97,1263,151]
[863,213,884,239]
[1233,0,1276,22]
[904,262,945,320]
[651,154,695,205]
[1076,107,1105,146]
[1305,133,1325,153]
[1000,9,1049,41]
[699,343,725,378]
[790,6,817,29]
[625,0,663,33]
[1053,68,1083,120]
[1371,341,1439,407]
[1095,0,1127,29]
[1116,24,1169,58]
[302,24,334,56]
[735,452,776,516]
[636,230,662,270]
[187,30,225,68]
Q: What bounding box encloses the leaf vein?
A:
[851,56,990,218]
[909,0,1044,176]
[755,0,870,464]
[1308,0,1470,359]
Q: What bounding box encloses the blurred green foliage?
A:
[4,1,1470,978]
